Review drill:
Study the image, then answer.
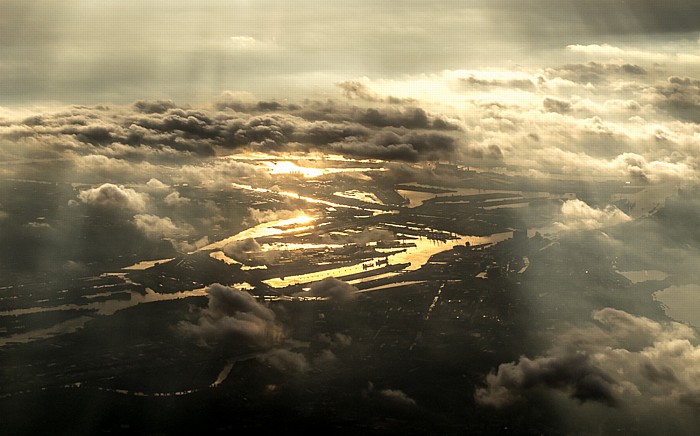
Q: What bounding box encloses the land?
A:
[0,160,680,435]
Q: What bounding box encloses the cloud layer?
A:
[476,308,700,410]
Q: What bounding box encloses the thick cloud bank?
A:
[476,308,700,409]
[179,284,284,350]
[554,199,632,231]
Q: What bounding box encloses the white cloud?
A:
[553,199,631,231]
[77,183,148,211]
[133,214,187,239]
[146,178,169,190]
[164,191,190,206]
[567,44,626,56]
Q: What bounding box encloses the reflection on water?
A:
[230,183,391,216]
[357,281,428,293]
[397,190,437,208]
[211,362,235,387]
[334,190,384,205]
[260,242,343,252]
[0,287,208,346]
[618,270,669,283]
[210,251,241,265]
[654,284,700,327]
[123,258,175,271]
[1,287,208,317]
[398,183,551,208]
[197,214,317,252]
[263,232,513,288]
[0,316,94,346]
[347,272,401,285]
[265,161,384,178]
[482,203,529,210]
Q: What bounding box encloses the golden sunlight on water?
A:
[266,161,327,178]
[262,232,513,288]
[196,214,317,252]
[230,183,390,215]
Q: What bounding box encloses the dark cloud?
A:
[458,76,536,91]
[337,81,383,102]
[543,97,572,114]
[359,107,430,129]
[330,140,420,162]
[476,308,700,410]
[0,98,461,163]
[179,284,284,350]
[293,121,371,146]
[546,62,647,84]
[316,332,353,348]
[133,100,178,114]
[653,76,700,122]
[475,351,620,408]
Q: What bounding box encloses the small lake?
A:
[654,284,700,327]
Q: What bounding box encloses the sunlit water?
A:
[397,183,550,208]
[0,287,208,346]
[197,214,317,252]
[334,190,384,205]
[617,270,669,283]
[263,232,513,288]
[654,284,700,327]
[230,183,391,216]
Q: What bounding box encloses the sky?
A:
[3,1,700,182]
[3,1,700,104]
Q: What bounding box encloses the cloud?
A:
[163,191,190,207]
[173,236,210,253]
[223,238,263,261]
[133,100,178,114]
[458,75,536,91]
[567,44,626,57]
[364,382,417,408]
[176,160,269,189]
[476,308,700,410]
[257,348,309,373]
[77,183,148,211]
[316,332,353,348]
[542,97,572,114]
[145,178,169,190]
[546,62,647,85]
[179,283,284,350]
[337,81,384,102]
[652,76,700,122]
[133,214,189,239]
[378,389,417,407]
[553,199,632,231]
[294,277,358,302]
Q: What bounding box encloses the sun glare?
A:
[266,161,327,178]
